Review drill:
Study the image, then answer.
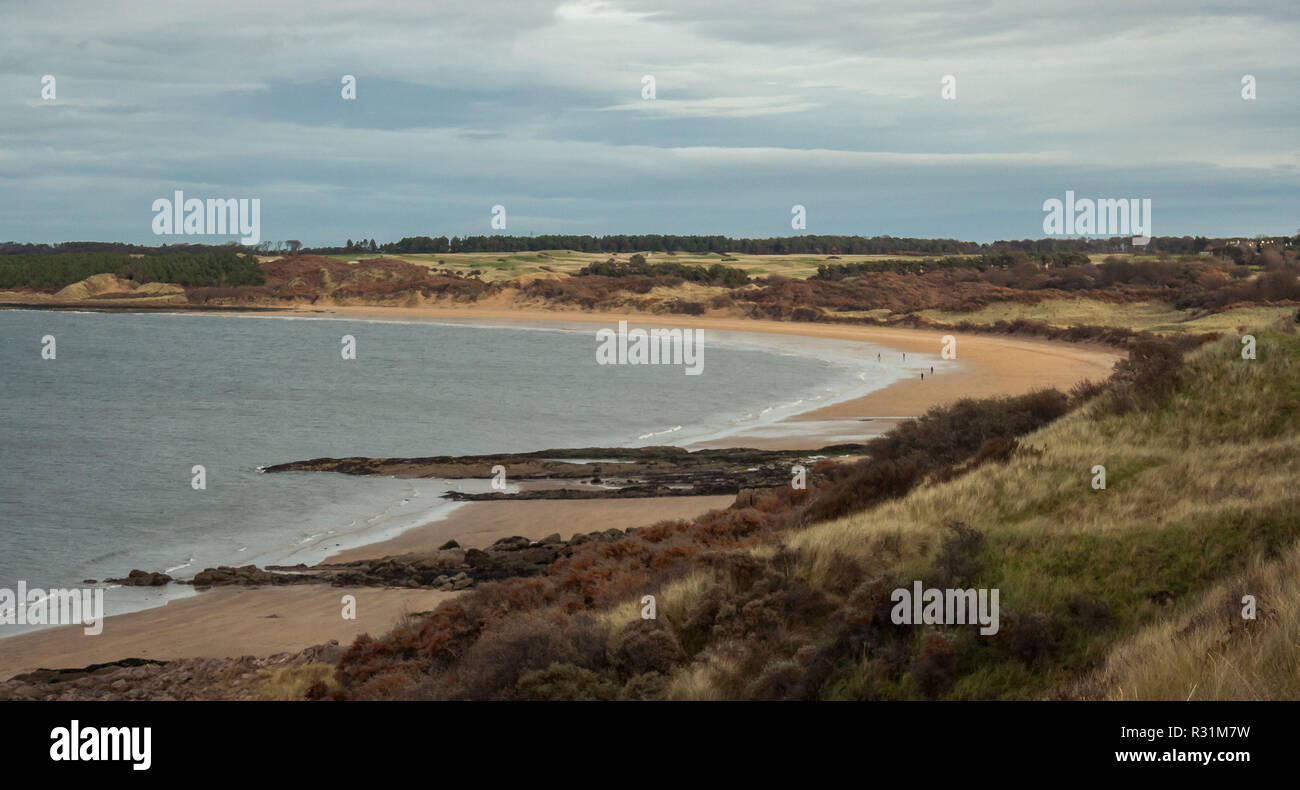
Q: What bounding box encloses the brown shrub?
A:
[747,660,808,700]
[516,663,619,700]
[453,610,604,699]
[911,631,960,698]
[620,671,669,700]
[991,611,1061,667]
[1105,337,1184,414]
[611,620,686,680]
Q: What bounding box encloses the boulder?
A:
[490,535,532,551]
[107,569,172,587]
[192,565,277,587]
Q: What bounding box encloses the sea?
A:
[0,309,930,633]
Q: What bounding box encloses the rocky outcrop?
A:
[0,642,344,701]
[191,565,309,587]
[264,444,866,499]
[155,529,641,594]
[105,569,173,586]
[269,535,575,590]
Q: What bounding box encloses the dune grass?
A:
[254,663,339,701]
[920,299,1297,334]
[658,320,1300,699]
[320,251,986,282]
[1070,540,1300,700]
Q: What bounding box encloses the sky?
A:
[1,0,1297,246]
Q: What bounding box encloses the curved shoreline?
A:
[276,305,1123,446]
[0,307,1122,678]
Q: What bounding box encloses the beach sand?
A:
[0,306,1123,677]
[0,496,734,678]
[328,495,736,562]
[0,586,456,680]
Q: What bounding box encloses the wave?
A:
[637,425,683,440]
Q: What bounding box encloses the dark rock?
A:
[438,539,460,550]
[107,569,172,587]
[301,640,343,665]
[191,565,305,587]
[264,444,865,502]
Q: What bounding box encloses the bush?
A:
[454,611,592,699]
[611,620,686,680]
[516,663,619,700]
[746,660,807,700]
[1105,337,1184,414]
[620,672,669,700]
[911,632,960,698]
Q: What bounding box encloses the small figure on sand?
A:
[921,373,925,380]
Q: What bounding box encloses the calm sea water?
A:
[0,310,917,629]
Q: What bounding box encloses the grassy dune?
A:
[921,299,1297,335]
[324,250,964,282]
[653,321,1300,699]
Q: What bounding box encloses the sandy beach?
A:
[0,305,1122,678]
[0,586,457,680]
[326,495,735,563]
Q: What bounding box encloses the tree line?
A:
[813,251,1093,280]
[6,232,1295,262]
[577,255,751,286]
[306,233,1298,257]
[0,249,265,290]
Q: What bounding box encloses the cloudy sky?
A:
[2,0,1297,246]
